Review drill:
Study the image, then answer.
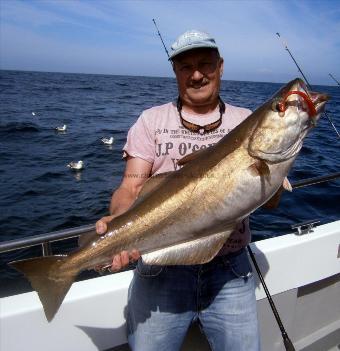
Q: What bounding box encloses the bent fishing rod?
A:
[152,19,296,351]
[276,32,340,139]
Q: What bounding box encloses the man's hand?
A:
[95,215,140,273]
[94,157,151,273]
[96,215,114,235]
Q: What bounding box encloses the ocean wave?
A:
[0,122,40,133]
[139,92,154,97]
[300,145,314,156]
[34,171,65,182]
[115,82,129,87]
[76,86,96,90]
[51,215,94,232]
[101,128,125,134]
[35,86,64,92]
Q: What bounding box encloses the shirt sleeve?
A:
[122,112,155,164]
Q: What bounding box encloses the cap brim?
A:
[169,43,218,60]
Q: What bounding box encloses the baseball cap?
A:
[169,30,219,60]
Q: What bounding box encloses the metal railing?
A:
[0,224,96,255]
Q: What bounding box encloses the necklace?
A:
[177,96,225,135]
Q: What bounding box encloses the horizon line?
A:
[1,68,337,88]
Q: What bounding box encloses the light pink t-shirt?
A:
[123,101,252,254]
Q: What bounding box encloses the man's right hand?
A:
[94,157,151,273]
[95,215,140,273]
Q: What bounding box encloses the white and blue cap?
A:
[169,30,219,60]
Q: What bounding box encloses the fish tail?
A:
[10,256,78,322]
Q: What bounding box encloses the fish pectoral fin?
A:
[141,231,231,266]
[248,159,271,180]
[282,177,292,192]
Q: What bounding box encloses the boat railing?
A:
[0,224,96,256]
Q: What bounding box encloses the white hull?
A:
[1,221,339,351]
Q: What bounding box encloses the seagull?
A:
[67,160,84,170]
[101,136,114,145]
[32,112,36,116]
[56,124,67,132]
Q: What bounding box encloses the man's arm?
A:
[96,156,153,271]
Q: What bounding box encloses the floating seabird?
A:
[101,136,114,145]
[67,160,84,170]
[56,124,67,132]
[32,112,36,116]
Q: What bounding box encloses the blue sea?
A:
[0,70,339,295]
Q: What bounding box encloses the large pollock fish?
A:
[10,78,329,321]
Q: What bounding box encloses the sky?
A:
[1,0,339,85]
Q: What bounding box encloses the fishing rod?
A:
[276,32,340,139]
[247,246,295,351]
[152,19,172,66]
[152,20,296,351]
[329,73,340,86]
[291,171,340,189]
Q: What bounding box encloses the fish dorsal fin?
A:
[177,148,208,166]
[138,172,173,199]
[141,230,232,265]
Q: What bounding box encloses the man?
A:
[96,30,260,351]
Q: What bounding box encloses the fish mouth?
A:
[287,78,330,116]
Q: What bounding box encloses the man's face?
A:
[173,48,224,108]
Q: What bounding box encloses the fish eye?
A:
[271,99,281,112]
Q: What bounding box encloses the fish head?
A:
[248,78,329,162]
